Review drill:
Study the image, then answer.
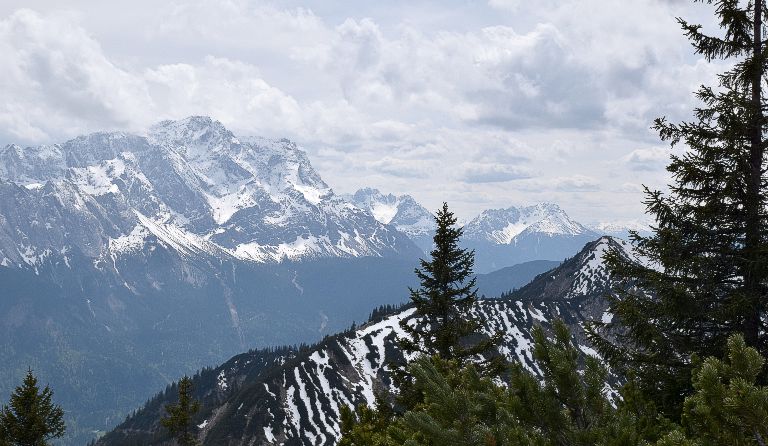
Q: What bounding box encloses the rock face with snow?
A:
[346,190,599,272]
[0,117,424,445]
[346,188,436,253]
[98,236,632,446]
[462,203,600,272]
[0,117,419,268]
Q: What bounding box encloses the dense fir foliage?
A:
[339,321,659,445]
[341,325,768,446]
[160,377,200,446]
[678,334,768,445]
[588,0,768,418]
[0,370,65,446]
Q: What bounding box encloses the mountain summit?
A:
[462,203,599,272]
[0,116,420,268]
[463,203,591,243]
[346,187,435,251]
[0,117,422,444]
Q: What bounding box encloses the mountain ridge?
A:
[346,188,608,272]
[0,116,421,270]
[97,236,632,446]
[0,117,423,445]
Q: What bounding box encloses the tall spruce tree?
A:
[589,0,768,417]
[399,202,498,364]
[0,370,65,446]
[161,376,200,446]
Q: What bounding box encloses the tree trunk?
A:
[744,0,764,351]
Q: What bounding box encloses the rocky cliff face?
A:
[0,117,420,270]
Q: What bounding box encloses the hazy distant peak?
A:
[464,203,593,245]
[347,188,435,238]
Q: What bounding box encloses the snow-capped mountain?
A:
[462,203,600,272]
[0,116,419,268]
[346,188,435,252]
[0,117,424,445]
[98,237,632,446]
[463,203,591,243]
[345,191,600,270]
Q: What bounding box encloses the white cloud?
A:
[460,163,532,183]
[145,57,306,136]
[552,175,601,191]
[367,156,428,178]
[624,147,671,171]
[0,1,724,222]
[0,9,153,141]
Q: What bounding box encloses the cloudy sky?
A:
[0,0,725,223]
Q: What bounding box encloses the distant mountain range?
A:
[0,117,425,444]
[98,236,633,446]
[0,117,644,445]
[349,190,645,273]
[460,203,599,272]
[0,117,420,268]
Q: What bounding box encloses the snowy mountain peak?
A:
[566,236,633,298]
[148,116,236,159]
[527,202,563,214]
[0,117,421,269]
[349,188,409,224]
[464,203,593,244]
[347,188,435,238]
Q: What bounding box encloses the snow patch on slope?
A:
[569,236,632,298]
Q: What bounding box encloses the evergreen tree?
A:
[387,357,541,446]
[0,370,65,446]
[589,0,768,417]
[507,321,669,446]
[683,334,768,445]
[399,202,498,365]
[341,320,669,446]
[656,334,768,445]
[339,396,396,446]
[161,376,200,446]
